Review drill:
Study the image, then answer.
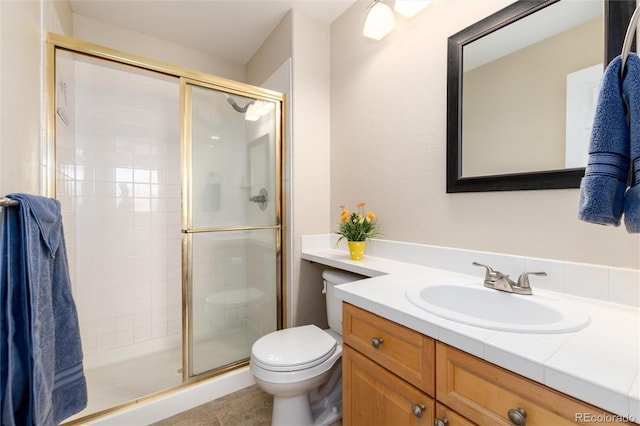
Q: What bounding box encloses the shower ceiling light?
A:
[245,101,275,122]
[394,0,433,18]
[363,0,396,40]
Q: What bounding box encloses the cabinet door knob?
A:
[371,337,384,348]
[434,417,449,426]
[507,407,527,425]
[411,403,426,418]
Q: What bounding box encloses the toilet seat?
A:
[251,324,337,372]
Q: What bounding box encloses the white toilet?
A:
[250,269,362,426]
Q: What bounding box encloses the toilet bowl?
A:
[250,269,363,426]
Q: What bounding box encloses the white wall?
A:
[0,0,44,196]
[0,0,73,198]
[73,15,245,82]
[330,0,640,269]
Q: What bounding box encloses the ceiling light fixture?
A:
[245,100,275,122]
[394,0,433,18]
[363,0,396,40]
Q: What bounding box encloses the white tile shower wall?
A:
[55,51,78,296]
[302,235,640,308]
[67,59,181,356]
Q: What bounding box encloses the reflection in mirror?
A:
[447,0,636,192]
[462,1,602,177]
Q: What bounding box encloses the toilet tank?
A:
[322,269,364,335]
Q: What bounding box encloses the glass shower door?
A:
[183,81,282,377]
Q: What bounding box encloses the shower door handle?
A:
[249,188,268,210]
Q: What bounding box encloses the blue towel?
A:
[622,53,640,232]
[1,200,33,425]
[579,56,630,227]
[0,194,87,425]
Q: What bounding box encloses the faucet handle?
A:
[516,271,547,289]
[472,261,494,272]
[472,262,498,284]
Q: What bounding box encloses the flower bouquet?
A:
[336,202,381,260]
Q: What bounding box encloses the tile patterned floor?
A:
[151,384,342,426]
[151,385,272,426]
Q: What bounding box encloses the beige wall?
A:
[331,0,640,269]
[246,12,293,86]
[289,11,331,326]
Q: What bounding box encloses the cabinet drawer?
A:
[436,343,634,426]
[343,302,435,395]
[343,345,434,426]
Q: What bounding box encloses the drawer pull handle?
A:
[507,408,527,425]
[371,337,384,348]
[411,403,426,418]
[434,417,449,426]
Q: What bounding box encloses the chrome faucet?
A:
[472,262,547,295]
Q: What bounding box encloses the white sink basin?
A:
[405,282,590,334]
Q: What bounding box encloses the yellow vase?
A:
[347,241,366,261]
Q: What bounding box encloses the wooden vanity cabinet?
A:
[342,303,436,425]
[342,302,636,426]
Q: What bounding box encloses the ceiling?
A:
[69,0,359,64]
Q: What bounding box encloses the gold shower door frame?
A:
[45,33,285,421]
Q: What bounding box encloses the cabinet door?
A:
[343,345,434,426]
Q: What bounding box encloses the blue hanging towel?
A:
[622,53,640,232]
[0,194,87,425]
[578,56,630,227]
[1,197,33,425]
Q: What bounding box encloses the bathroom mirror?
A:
[446,0,636,192]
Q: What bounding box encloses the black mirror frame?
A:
[446,0,636,193]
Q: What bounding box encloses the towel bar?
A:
[621,5,640,76]
[0,197,19,207]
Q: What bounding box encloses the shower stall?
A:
[48,34,284,422]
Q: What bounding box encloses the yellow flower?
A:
[340,208,350,223]
[366,211,376,222]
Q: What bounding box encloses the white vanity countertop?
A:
[302,244,640,420]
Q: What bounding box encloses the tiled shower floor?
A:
[69,326,258,422]
[67,346,183,421]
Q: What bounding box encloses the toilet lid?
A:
[251,325,337,372]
